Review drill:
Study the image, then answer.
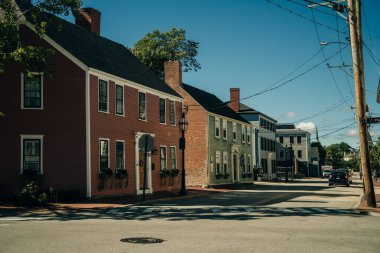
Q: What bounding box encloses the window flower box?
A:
[160,169,171,178]
[99,168,113,179]
[223,173,230,179]
[115,169,128,179]
[170,169,180,177]
[216,173,223,179]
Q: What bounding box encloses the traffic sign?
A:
[367,117,380,124]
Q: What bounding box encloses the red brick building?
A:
[0,2,183,198]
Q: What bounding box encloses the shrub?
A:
[15,182,48,207]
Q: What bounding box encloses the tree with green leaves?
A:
[131,28,200,78]
[311,141,326,165]
[370,137,380,173]
[0,0,82,74]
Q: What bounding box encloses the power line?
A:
[336,13,355,99]
[265,0,347,34]
[310,8,354,107]
[286,0,337,17]
[292,96,351,123]
[316,122,356,139]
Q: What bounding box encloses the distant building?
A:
[276,124,313,177]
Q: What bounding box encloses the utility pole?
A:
[347,0,376,207]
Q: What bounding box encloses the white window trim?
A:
[115,140,125,170]
[242,125,246,143]
[21,72,44,110]
[138,91,147,121]
[169,100,176,126]
[222,119,227,140]
[169,146,177,170]
[98,79,109,113]
[222,151,228,174]
[233,122,237,142]
[159,97,166,125]
[247,154,252,173]
[20,135,44,174]
[245,126,252,144]
[115,84,124,116]
[215,151,221,174]
[160,145,167,170]
[99,138,110,171]
[215,117,220,139]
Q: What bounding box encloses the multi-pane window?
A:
[223,152,228,174]
[247,155,251,173]
[160,146,167,170]
[242,154,246,173]
[22,139,41,172]
[98,80,108,112]
[260,137,264,150]
[23,74,42,108]
[215,151,221,174]
[169,101,175,125]
[279,136,284,143]
[247,127,251,143]
[139,92,146,120]
[290,136,294,144]
[215,117,220,138]
[297,136,302,144]
[233,123,237,141]
[272,159,276,173]
[116,141,124,170]
[298,150,302,158]
[159,98,166,124]
[280,150,284,158]
[100,139,109,170]
[222,120,227,140]
[242,125,246,143]
[115,85,124,115]
[170,147,176,170]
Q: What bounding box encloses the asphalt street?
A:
[1,177,379,253]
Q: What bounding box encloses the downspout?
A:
[85,70,92,198]
[206,113,211,187]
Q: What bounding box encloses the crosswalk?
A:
[105,206,364,216]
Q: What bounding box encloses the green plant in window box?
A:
[115,169,128,179]
[223,173,230,179]
[248,173,253,178]
[242,173,247,178]
[216,173,223,179]
[99,168,113,179]
[160,169,170,178]
[170,169,180,177]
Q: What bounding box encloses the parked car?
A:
[328,169,352,187]
[322,169,333,178]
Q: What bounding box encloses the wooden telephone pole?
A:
[347,0,376,207]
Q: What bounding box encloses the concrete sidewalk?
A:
[357,179,380,215]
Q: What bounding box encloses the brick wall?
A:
[0,25,87,194]
[89,74,183,196]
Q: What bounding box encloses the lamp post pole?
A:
[285,145,289,182]
[179,112,188,196]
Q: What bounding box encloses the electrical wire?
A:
[310,8,354,107]
[265,0,347,34]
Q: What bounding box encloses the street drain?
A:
[120,237,164,244]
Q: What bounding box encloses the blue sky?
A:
[65,0,380,148]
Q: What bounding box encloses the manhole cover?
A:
[120,237,164,244]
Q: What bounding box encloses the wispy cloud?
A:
[296,122,316,134]
[345,129,357,137]
[287,111,296,119]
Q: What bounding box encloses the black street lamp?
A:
[178,112,188,196]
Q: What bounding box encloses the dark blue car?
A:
[328,169,352,187]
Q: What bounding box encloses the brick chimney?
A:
[164,61,182,89]
[75,8,101,35]
[230,88,240,112]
